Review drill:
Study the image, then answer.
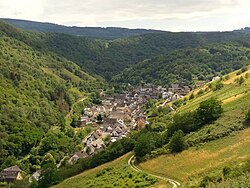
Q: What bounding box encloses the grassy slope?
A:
[53,153,170,188]
[139,128,250,186]
[139,67,250,186]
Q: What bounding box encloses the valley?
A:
[1,18,250,188]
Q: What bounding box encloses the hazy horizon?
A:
[0,0,250,32]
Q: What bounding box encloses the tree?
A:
[197,98,223,124]
[96,114,103,122]
[36,167,62,188]
[134,133,156,160]
[167,111,198,137]
[37,153,61,188]
[41,153,56,169]
[169,130,187,153]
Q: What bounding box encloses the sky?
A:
[0,0,250,31]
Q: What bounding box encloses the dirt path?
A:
[128,155,180,188]
[65,97,87,126]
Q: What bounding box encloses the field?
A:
[139,128,250,186]
[53,153,172,188]
[178,68,250,113]
[138,67,250,186]
[174,68,250,145]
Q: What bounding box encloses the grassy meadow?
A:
[139,128,250,186]
[139,67,250,186]
[53,153,172,188]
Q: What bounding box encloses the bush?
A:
[197,97,223,124]
[241,66,248,73]
[245,109,250,126]
[214,81,224,91]
[239,76,245,85]
[189,93,195,100]
[246,110,250,120]
[197,89,204,95]
[169,130,187,153]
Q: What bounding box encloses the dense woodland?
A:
[3,20,250,80]
[113,44,250,85]
[0,22,111,175]
[2,18,165,40]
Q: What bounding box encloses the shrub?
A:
[241,66,248,73]
[235,76,245,85]
[223,166,231,177]
[214,81,224,91]
[169,130,187,153]
[245,109,250,126]
[239,76,245,85]
[189,93,195,100]
[197,89,204,95]
[246,110,250,121]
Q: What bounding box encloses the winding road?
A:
[128,155,180,188]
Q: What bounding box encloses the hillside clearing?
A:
[139,128,250,186]
[53,153,171,188]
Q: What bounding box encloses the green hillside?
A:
[113,44,250,86]
[3,20,250,81]
[0,22,104,174]
[50,67,250,188]
[31,32,250,81]
[53,153,166,188]
[3,20,250,188]
[137,67,250,187]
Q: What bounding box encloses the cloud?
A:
[0,0,249,31]
[0,0,45,19]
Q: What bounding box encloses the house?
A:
[85,145,95,156]
[0,165,23,182]
[169,84,180,93]
[183,86,191,93]
[29,170,42,183]
[195,81,206,88]
[105,126,113,133]
[80,115,92,126]
[171,93,183,101]
[92,132,101,140]
[109,111,125,120]
[102,100,113,106]
[162,92,170,99]
[111,130,119,137]
[135,115,146,129]
[103,118,117,126]
[212,76,221,81]
[91,138,105,150]
[69,151,89,164]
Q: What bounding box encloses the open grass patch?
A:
[139,128,250,186]
[53,153,159,188]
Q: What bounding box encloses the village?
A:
[0,74,224,184]
[0,82,202,183]
[67,83,192,165]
